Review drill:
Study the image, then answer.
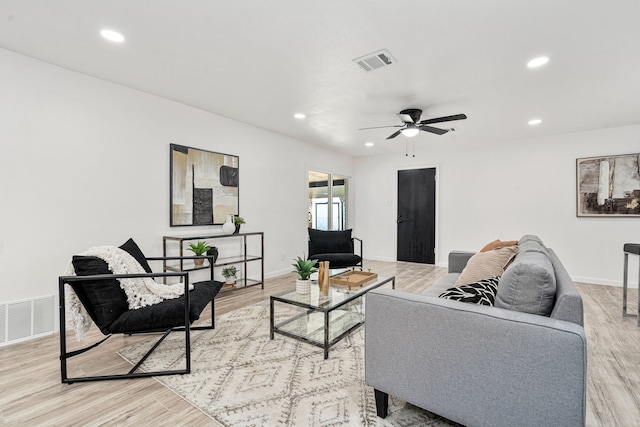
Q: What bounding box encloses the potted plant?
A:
[222,266,238,285]
[188,241,211,267]
[233,216,245,234]
[291,256,318,294]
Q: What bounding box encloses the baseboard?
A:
[363,256,396,263]
[571,276,637,288]
[266,267,292,279]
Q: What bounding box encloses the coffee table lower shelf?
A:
[272,310,364,359]
[269,275,395,359]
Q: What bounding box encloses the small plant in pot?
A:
[222,266,238,285]
[188,241,211,267]
[292,256,318,295]
[233,216,245,234]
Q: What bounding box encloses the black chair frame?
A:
[352,237,363,269]
[59,254,217,384]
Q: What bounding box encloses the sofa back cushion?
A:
[495,249,557,316]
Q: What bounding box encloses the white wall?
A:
[354,126,640,286]
[0,48,352,306]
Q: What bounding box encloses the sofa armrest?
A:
[447,251,475,273]
[365,288,586,427]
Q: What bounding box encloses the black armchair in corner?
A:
[307,228,363,269]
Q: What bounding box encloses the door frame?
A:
[395,164,440,265]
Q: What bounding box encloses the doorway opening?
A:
[308,171,349,231]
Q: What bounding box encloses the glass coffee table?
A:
[269,273,395,359]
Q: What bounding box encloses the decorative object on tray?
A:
[577,153,640,217]
[170,143,239,227]
[188,241,211,266]
[222,214,236,234]
[222,266,238,286]
[233,216,245,234]
[330,271,378,289]
[317,261,330,296]
[292,256,318,294]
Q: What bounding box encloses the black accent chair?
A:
[58,238,223,384]
[307,228,363,269]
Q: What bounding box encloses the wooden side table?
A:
[622,243,640,326]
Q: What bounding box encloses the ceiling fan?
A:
[360,108,467,140]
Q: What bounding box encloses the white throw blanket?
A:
[65,245,193,341]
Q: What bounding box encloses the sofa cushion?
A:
[517,235,550,257]
[454,245,518,286]
[439,276,500,306]
[495,250,557,316]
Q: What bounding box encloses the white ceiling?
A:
[1,1,639,157]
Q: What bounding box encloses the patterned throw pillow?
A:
[439,277,500,306]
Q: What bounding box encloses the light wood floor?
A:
[1,260,638,426]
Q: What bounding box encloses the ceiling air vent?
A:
[353,49,395,72]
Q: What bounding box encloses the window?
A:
[308,171,349,231]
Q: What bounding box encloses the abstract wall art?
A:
[577,153,640,217]
[170,143,239,226]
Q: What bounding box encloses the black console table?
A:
[163,232,264,290]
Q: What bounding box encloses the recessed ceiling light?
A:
[101,29,125,43]
[365,142,374,147]
[528,118,542,126]
[527,56,549,68]
[294,113,306,120]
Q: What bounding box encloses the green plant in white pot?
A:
[291,256,318,294]
[222,266,238,285]
[188,241,211,267]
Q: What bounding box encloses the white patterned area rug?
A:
[118,302,459,427]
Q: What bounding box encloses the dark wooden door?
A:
[397,168,436,264]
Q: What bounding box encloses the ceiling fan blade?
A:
[418,124,449,135]
[397,113,415,123]
[359,125,404,130]
[419,113,467,125]
[386,130,403,139]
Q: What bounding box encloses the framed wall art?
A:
[576,153,640,217]
[170,143,239,226]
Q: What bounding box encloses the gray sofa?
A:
[365,235,587,427]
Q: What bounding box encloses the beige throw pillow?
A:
[454,245,519,287]
[480,239,519,252]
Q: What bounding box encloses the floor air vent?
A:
[0,295,55,346]
[353,49,395,72]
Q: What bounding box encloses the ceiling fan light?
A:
[401,126,420,137]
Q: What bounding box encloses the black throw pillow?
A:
[439,277,500,306]
[308,228,354,254]
[119,238,153,273]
